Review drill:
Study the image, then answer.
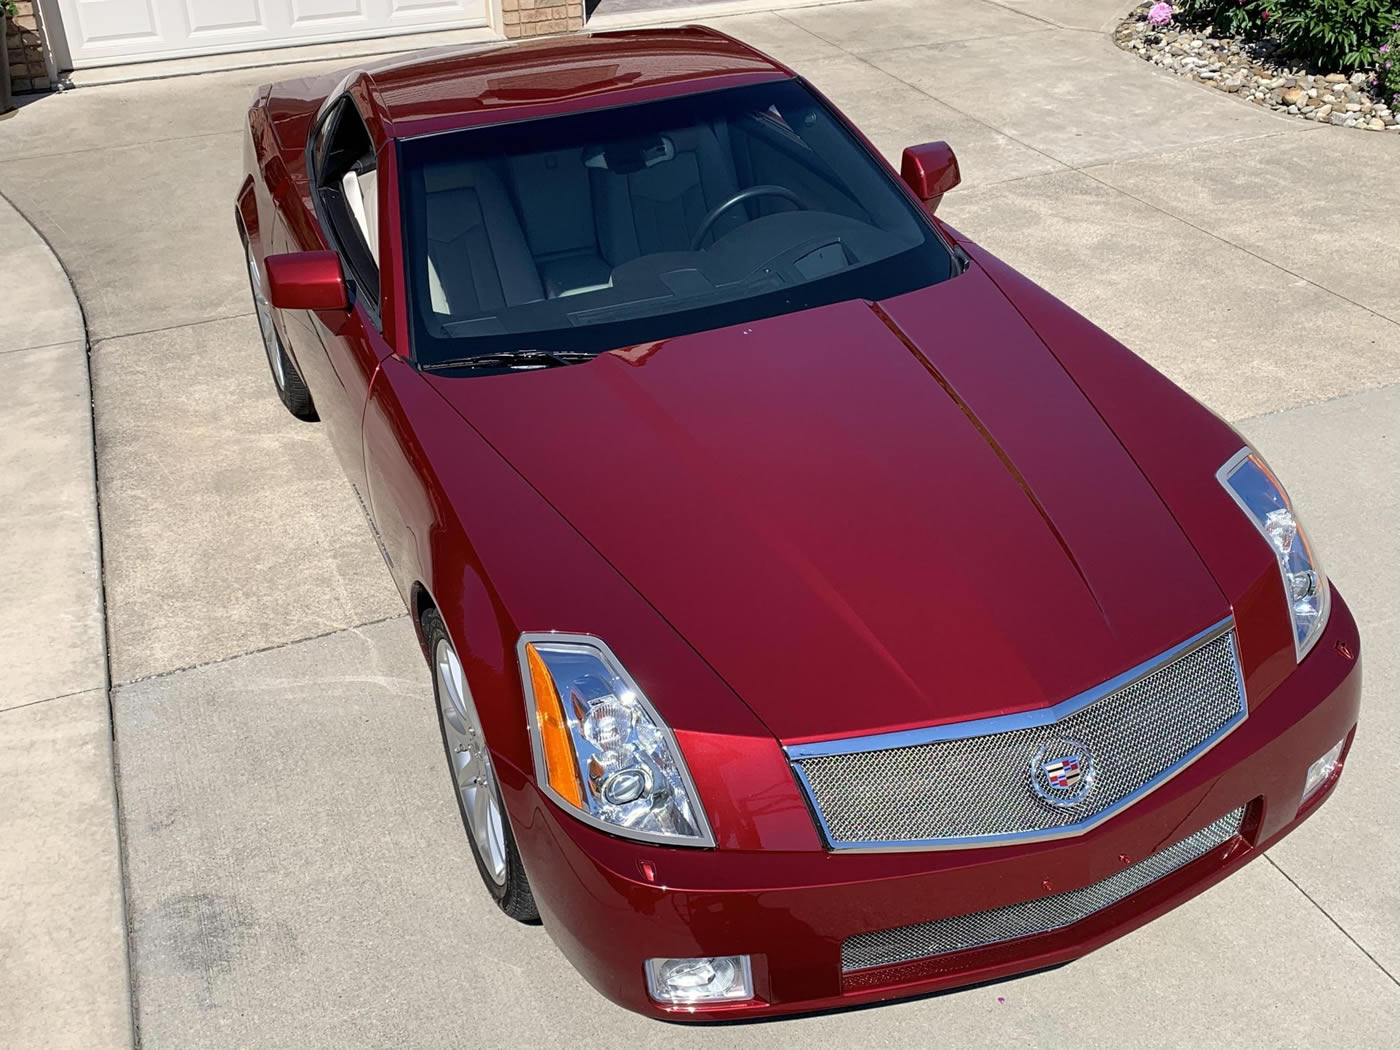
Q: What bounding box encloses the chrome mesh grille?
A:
[842,806,1246,972]
[793,626,1245,848]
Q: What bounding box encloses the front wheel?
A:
[243,239,317,421]
[424,609,538,922]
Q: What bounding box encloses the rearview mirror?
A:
[900,142,961,214]
[265,251,350,312]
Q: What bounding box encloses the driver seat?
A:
[591,124,745,267]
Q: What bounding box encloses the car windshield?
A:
[398,78,955,366]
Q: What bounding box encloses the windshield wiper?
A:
[419,349,598,372]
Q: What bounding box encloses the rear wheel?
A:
[244,239,317,421]
[424,608,538,922]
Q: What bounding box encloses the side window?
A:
[310,113,334,179]
[311,99,381,318]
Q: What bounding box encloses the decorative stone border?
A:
[1116,3,1399,133]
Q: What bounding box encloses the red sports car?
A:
[236,26,1361,1019]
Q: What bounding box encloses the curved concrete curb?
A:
[0,191,84,353]
[0,191,134,1049]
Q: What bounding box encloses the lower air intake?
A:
[842,806,1246,972]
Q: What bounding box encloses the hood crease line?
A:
[869,299,1116,634]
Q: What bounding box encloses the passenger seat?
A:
[509,148,614,298]
[421,161,543,319]
[341,168,379,263]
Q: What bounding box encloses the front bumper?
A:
[507,596,1362,1020]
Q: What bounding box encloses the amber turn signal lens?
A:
[525,643,584,807]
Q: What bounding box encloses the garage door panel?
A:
[290,0,369,27]
[185,0,266,34]
[62,0,161,46]
[55,0,490,66]
[390,0,472,13]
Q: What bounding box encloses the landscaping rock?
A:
[1115,6,1394,136]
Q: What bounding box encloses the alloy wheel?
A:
[245,244,286,389]
[434,638,508,886]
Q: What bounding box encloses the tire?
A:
[423,608,538,922]
[243,237,317,421]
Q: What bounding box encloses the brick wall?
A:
[5,1,51,94]
[502,0,585,38]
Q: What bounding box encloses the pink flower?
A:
[1383,45,1391,52]
[1147,1,1173,27]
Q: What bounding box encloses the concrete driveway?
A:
[1,1,1396,1046]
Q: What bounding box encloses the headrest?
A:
[423,159,500,195]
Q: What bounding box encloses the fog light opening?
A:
[645,955,753,1005]
[1301,737,1346,806]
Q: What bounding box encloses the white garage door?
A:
[53,0,490,68]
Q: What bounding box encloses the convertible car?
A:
[236,27,1361,1019]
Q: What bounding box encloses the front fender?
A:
[361,358,815,854]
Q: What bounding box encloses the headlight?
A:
[1217,448,1330,660]
[518,633,714,846]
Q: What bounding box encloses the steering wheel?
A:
[689,185,807,251]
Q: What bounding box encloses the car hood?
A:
[428,264,1228,744]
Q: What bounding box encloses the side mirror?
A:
[900,141,961,214]
[265,251,349,312]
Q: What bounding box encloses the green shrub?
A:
[1269,0,1400,69]
[1173,0,1265,40]
[1377,22,1400,107]
[1173,0,1400,74]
